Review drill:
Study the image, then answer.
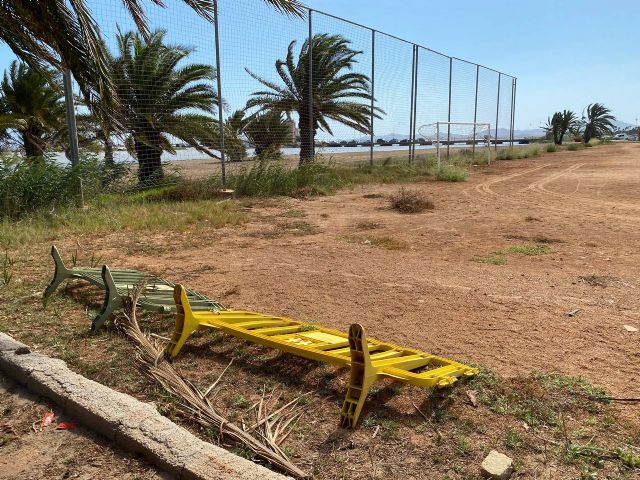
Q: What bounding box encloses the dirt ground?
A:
[139,143,640,400]
[1,142,639,479]
[0,375,165,480]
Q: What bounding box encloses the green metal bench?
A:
[43,245,224,331]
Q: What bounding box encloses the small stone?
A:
[481,450,513,480]
[623,325,638,332]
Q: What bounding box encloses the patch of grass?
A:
[504,428,523,450]
[495,145,543,161]
[546,144,558,152]
[455,436,472,456]
[530,372,609,402]
[279,209,306,218]
[567,143,583,151]
[380,419,400,439]
[354,220,383,230]
[337,234,408,250]
[473,243,552,265]
[435,165,469,182]
[333,158,438,185]
[229,395,249,408]
[1,251,14,286]
[389,187,434,213]
[504,244,553,256]
[231,161,342,197]
[505,234,563,244]
[472,252,507,265]
[0,198,246,247]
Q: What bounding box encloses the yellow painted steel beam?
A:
[166,285,478,427]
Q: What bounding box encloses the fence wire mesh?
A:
[2,0,517,195]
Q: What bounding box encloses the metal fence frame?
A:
[63,0,516,184]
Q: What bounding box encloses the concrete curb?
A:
[0,332,291,480]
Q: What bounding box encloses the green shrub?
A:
[435,165,468,182]
[230,160,342,197]
[0,154,123,219]
[496,149,515,160]
[546,144,557,152]
[567,143,581,151]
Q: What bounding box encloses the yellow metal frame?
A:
[166,284,478,427]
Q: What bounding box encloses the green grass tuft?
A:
[435,165,469,182]
[505,244,553,256]
[472,252,508,265]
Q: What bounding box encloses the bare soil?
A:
[0,375,165,480]
[1,142,639,479]
[139,143,640,400]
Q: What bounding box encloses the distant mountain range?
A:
[335,120,636,143]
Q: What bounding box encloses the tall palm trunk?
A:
[22,130,44,158]
[298,114,316,165]
[134,138,163,185]
[103,132,114,167]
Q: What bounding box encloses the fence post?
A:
[370,29,375,166]
[494,73,501,151]
[408,45,416,163]
[62,70,79,167]
[411,47,419,162]
[213,0,226,187]
[446,57,452,158]
[308,9,314,162]
[472,65,479,162]
[510,78,517,147]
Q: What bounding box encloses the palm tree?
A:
[246,34,382,164]
[543,110,579,145]
[582,103,615,143]
[0,1,303,126]
[245,112,293,158]
[222,110,249,162]
[113,30,219,184]
[0,61,66,157]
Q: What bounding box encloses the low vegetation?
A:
[389,187,434,213]
[495,145,542,160]
[473,243,553,265]
[337,234,407,250]
[435,164,469,182]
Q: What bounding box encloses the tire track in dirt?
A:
[468,156,640,225]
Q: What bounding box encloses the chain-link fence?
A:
[55,0,516,191]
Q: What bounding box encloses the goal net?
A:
[417,122,492,166]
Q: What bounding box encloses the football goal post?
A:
[418,122,492,166]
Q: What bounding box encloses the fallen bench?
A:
[166,284,478,428]
[43,246,224,332]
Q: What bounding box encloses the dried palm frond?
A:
[245,388,309,456]
[117,283,308,479]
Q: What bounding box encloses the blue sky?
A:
[0,0,638,135]
[303,0,640,131]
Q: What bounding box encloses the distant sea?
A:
[54,142,521,165]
